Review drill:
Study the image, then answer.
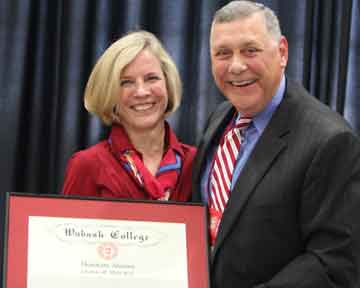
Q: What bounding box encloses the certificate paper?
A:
[27,216,188,288]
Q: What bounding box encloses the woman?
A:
[62,31,196,201]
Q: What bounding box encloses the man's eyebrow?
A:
[242,40,261,47]
[212,40,260,50]
[212,45,229,50]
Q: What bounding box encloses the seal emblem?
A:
[97,242,118,260]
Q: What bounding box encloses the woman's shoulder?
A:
[178,142,197,162]
[179,142,196,152]
[166,123,197,159]
[67,140,109,167]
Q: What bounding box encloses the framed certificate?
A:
[2,193,209,288]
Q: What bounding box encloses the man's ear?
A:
[279,36,288,68]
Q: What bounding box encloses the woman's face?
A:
[116,49,168,133]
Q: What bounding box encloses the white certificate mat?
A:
[27,216,188,288]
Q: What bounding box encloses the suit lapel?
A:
[192,102,234,201]
[211,96,291,262]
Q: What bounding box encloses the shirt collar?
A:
[109,121,184,158]
[237,75,286,134]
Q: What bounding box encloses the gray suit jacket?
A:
[192,79,360,288]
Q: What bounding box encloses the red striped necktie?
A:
[209,117,252,246]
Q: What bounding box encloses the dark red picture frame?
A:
[2,192,210,288]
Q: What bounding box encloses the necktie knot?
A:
[235,116,252,130]
[225,117,252,143]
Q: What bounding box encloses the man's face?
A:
[210,12,288,116]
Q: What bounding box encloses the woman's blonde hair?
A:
[84,30,182,125]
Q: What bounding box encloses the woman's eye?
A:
[120,79,133,87]
[146,75,161,82]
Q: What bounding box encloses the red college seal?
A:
[97,242,118,260]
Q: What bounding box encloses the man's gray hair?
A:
[213,1,282,41]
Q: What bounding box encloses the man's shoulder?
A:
[211,101,233,116]
[207,101,234,124]
[284,79,354,136]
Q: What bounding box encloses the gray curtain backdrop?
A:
[0,0,359,281]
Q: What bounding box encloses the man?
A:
[192,1,360,287]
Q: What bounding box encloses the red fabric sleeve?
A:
[62,151,100,197]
